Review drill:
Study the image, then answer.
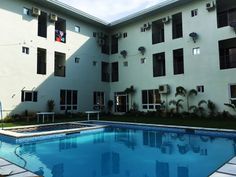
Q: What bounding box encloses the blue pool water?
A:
[0,126,235,177]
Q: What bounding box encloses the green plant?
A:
[169,99,184,113]
[47,100,55,112]
[224,101,236,113]
[207,100,216,116]
[175,86,197,112]
[107,100,113,114]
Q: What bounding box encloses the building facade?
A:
[0,0,236,117]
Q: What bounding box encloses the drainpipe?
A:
[0,101,3,130]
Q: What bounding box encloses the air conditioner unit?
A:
[32,7,41,17]
[159,84,170,94]
[49,13,58,22]
[162,16,170,24]
[97,38,105,46]
[115,32,122,39]
[143,23,151,30]
[206,1,215,11]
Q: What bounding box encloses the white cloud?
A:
[58,0,167,22]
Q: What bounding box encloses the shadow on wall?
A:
[0,0,110,117]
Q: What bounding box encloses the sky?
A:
[58,0,168,22]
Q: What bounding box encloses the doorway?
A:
[114,92,129,113]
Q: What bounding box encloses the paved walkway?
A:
[0,158,40,177]
[210,157,236,177]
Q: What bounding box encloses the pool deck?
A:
[210,157,236,177]
[0,158,40,177]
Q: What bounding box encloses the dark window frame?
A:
[173,48,184,75]
[153,52,166,77]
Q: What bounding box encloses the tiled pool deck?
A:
[210,157,236,177]
[0,158,40,177]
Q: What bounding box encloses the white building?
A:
[0,0,236,117]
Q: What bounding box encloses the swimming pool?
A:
[0,122,235,177]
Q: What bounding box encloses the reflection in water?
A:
[0,128,235,177]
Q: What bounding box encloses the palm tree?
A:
[224,100,236,113]
[175,86,197,112]
[189,100,207,116]
[169,99,184,113]
[207,100,216,116]
[124,85,136,110]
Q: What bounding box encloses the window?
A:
[173,48,184,75]
[230,84,236,105]
[172,13,183,39]
[101,62,109,82]
[93,92,105,110]
[197,85,204,93]
[111,62,119,82]
[191,9,198,17]
[217,0,236,28]
[153,52,165,77]
[23,7,30,15]
[55,18,66,43]
[142,89,161,110]
[152,19,165,44]
[38,11,47,38]
[123,61,128,67]
[60,90,78,111]
[123,33,127,38]
[141,58,146,64]
[21,90,37,102]
[93,61,97,66]
[101,35,110,55]
[55,52,66,77]
[111,35,118,54]
[22,47,29,54]
[37,48,46,75]
[219,38,236,69]
[193,47,200,55]
[75,57,80,63]
[75,26,80,33]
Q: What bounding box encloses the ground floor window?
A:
[60,90,78,111]
[230,84,236,105]
[93,91,105,110]
[142,89,161,110]
[21,90,37,102]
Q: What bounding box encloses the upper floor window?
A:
[153,52,165,77]
[37,48,46,75]
[23,7,30,15]
[54,52,66,77]
[197,85,204,93]
[152,19,165,44]
[38,11,47,38]
[101,62,109,82]
[172,13,183,39]
[101,35,110,55]
[111,35,118,54]
[191,9,198,17]
[75,26,80,33]
[173,48,184,75]
[22,47,29,54]
[111,62,119,82]
[21,90,37,102]
[55,18,66,43]
[219,38,236,70]
[193,47,200,55]
[217,0,236,28]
